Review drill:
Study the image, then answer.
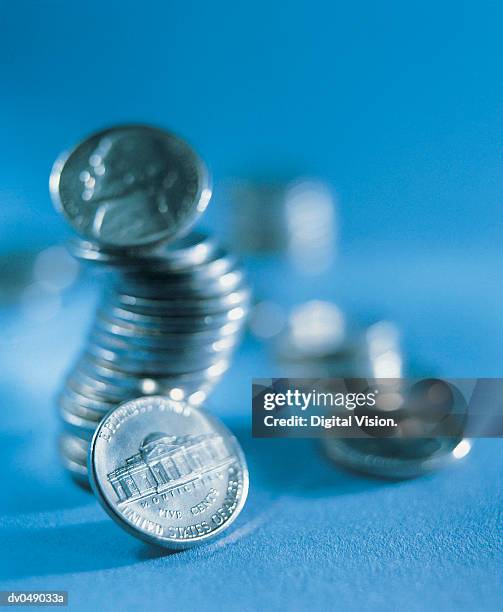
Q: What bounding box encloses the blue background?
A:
[0,1,502,610]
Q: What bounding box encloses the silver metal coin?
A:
[94,311,242,348]
[62,422,101,444]
[96,304,246,332]
[107,305,250,328]
[148,232,218,271]
[276,309,404,379]
[321,436,471,479]
[50,125,211,248]
[87,329,240,360]
[89,395,248,548]
[67,367,219,404]
[94,314,242,343]
[118,270,247,300]
[75,356,230,390]
[60,432,90,462]
[116,267,243,297]
[62,431,90,452]
[110,287,251,316]
[59,432,89,463]
[59,405,101,439]
[117,246,239,283]
[119,251,242,286]
[59,394,107,422]
[103,304,250,325]
[59,446,89,484]
[66,371,136,404]
[59,385,118,414]
[67,232,220,271]
[84,347,234,377]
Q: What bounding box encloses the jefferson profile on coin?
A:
[50,125,211,248]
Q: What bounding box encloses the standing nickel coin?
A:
[89,395,248,548]
[50,125,211,248]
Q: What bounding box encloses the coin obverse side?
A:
[50,125,211,248]
[88,396,248,549]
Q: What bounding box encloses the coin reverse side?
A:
[89,396,248,548]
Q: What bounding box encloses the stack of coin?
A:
[276,301,470,477]
[50,125,250,485]
[222,179,337,275]
[275,301,403,379]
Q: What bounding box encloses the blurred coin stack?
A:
[275,301,404,379]
[223,179,337,272]
[50,125,250,486]
[276,301,470,478]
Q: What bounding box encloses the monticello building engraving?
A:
[107,432,232,504]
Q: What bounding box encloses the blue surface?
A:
[1,1,502,610]
[1,253,502,611]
